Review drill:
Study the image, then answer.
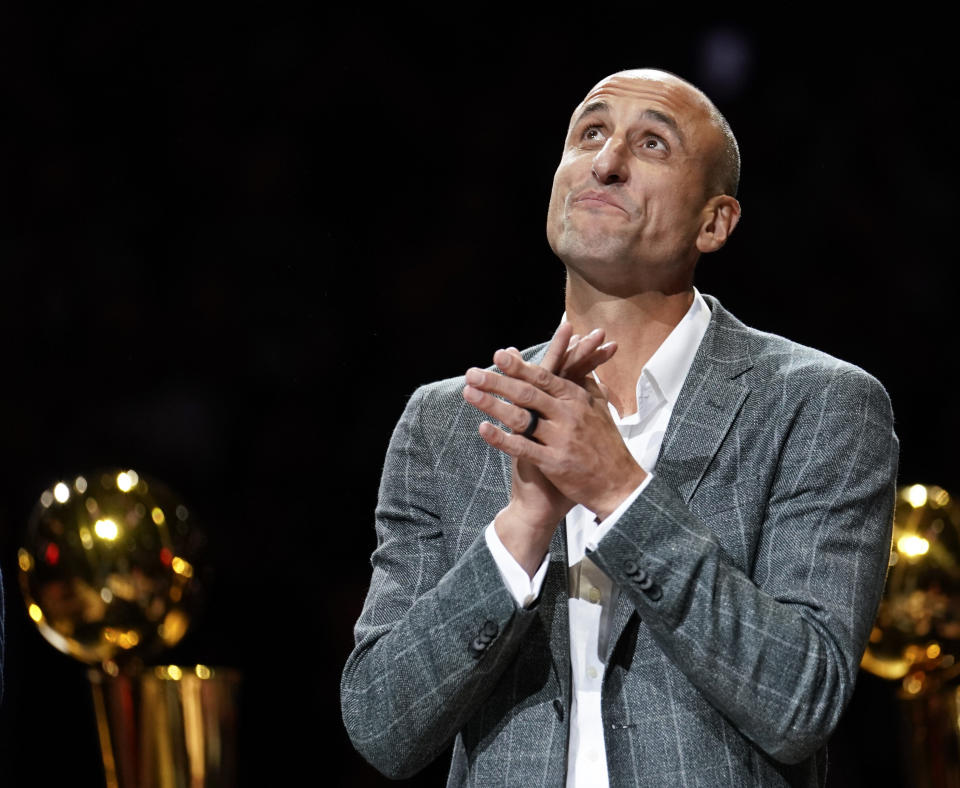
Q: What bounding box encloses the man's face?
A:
[546,71,724,284]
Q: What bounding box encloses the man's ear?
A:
[696,195,741,253]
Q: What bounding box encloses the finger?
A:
[504,347,568,415]
[478,420,550,463]
[488,351,575,400]
[506,331,588,377]
[560,333,587,369]
[539,322,574,375]
[559,329,605,378]
[563,341,618,381]
[462,383,543,435]
[465,366,561,415]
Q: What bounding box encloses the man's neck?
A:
[564,272,695,418]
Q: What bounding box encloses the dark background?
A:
[0,9,954,787]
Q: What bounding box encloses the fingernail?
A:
[494,350,510,367]
[463,385,481,403]
[466,368,484,384]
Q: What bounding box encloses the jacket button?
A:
[482,620,499,637]
[632,568,648,584]
[637,574,654,590]
[623,560,639,575]
[645,584,662,601]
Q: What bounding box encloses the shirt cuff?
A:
[585,471,654,552]
[484,522,550,608]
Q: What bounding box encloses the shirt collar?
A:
[559,287,711,414]
[641,287,710,408]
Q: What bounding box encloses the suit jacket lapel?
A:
[654,298,753,501]
[602,297,754,663]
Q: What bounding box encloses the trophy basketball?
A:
[18,469,240,787]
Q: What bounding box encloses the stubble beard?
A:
[553,221,695,298]
[550,210,637,280]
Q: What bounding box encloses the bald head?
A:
[548,68,743,281]
[584,69,740,198]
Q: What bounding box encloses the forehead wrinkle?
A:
[583,76,709,124]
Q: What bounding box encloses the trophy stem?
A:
[90,670,141,787]
[90,674,120,788]
[88,666,240,788]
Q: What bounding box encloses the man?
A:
[341,69,898,787]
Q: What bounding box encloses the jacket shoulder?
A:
[704,295,889,395]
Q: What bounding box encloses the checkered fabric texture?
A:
[341,296,899,787]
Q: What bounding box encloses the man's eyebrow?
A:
[641,108,685,146]
[573,100,608,126]
[572,103,686,148]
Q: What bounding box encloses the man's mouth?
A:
[572,190,627,214]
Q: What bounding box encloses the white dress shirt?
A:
[485,289,711,787]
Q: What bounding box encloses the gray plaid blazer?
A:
[341,296,898,787]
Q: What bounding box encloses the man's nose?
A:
[591,138,629,185]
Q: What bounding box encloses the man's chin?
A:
[554,236,630,269]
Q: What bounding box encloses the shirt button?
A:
[587,587,602,604]
[587,665,598,679]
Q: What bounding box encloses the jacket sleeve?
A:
[588,367,898,764]
[340,385,538,779]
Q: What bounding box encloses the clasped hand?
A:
[462,323,646,576]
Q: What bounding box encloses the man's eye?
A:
[642,136,667,151]
[582,126,605,142]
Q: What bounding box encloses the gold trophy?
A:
[18,469,240,788]
[861,483,960,787]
